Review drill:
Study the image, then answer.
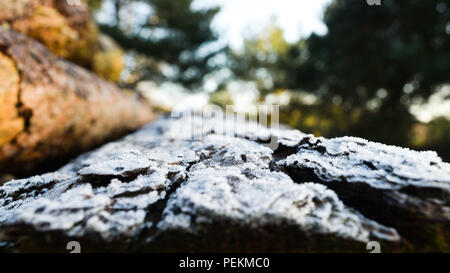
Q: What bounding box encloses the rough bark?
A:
[0,0,124,82]
[0,29,153,175]
[0,114,448,253]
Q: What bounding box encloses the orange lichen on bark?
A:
[0,52,24,146]
[15,5,79,59]
[0,29,153,175]
[0,0,124,83]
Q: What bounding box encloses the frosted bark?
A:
[0,114,449,252]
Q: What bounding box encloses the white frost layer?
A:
[281,135,450,190]
[158,166,399,242]
[3,114,449,247]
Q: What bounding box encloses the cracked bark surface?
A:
[0,114,449,252]
[277,136,450,251]
[0,29,153,175]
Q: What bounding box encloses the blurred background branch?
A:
[90,0,449,160]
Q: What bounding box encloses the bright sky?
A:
[192,0,331,49]
[97,0,331,49]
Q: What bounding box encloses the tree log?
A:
[0,0,124,82]
[0,114,448,252]
[0,29,153,175]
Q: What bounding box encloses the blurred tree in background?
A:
[232,0,450,160]
[86,0,449,161]
[299,0,449,144]
[86,0,104,11]
[230,21,301,96]
[91,0,224,88]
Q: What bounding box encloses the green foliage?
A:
[97,0,224,88]
[85,0,103,11]
[210,89,233,110]
[231,21,307,96]
[298,0,450,108]
[415,117,450,161]
[232,0,450,155]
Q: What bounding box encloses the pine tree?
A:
[98,0,224,89]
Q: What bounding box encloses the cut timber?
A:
[0,114,449,252]
[0,52,23,145]
[0,0,124,82]
[0,29,153,175]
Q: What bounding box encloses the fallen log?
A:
[0,29,153,176]
[0,114,448,252]
[0,0,124,82]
